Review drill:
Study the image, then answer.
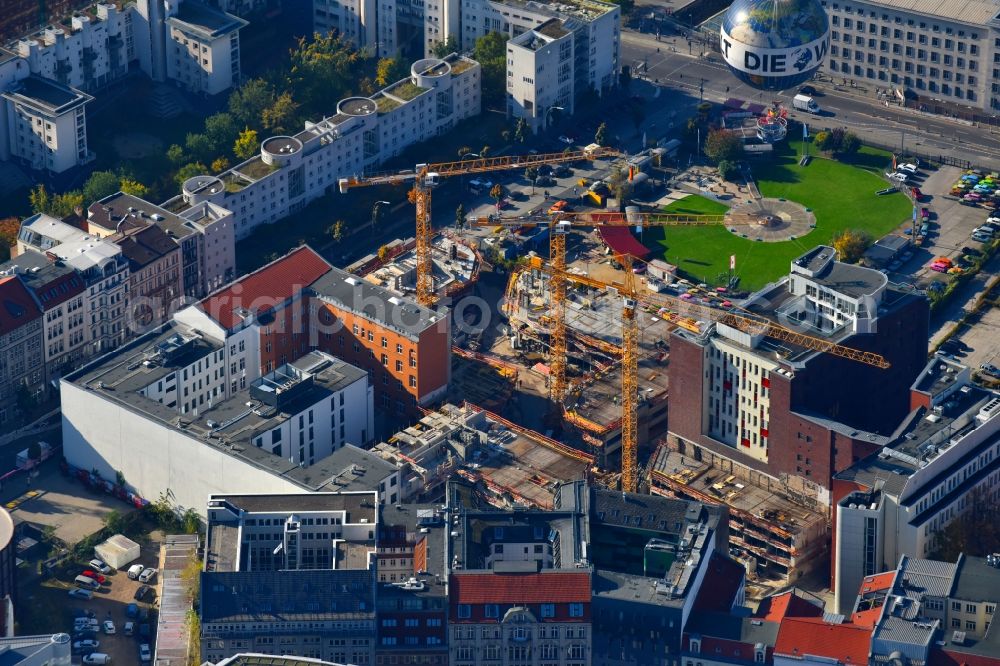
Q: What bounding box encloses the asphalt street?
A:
[619,29,1000,169]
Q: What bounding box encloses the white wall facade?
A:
[820,0,996,112]
[61,380,306,516]
[3,91,90,173]
[702,336,777,464]
[165,24,242,96]
[507,27,574,133]
[247,375,374,465]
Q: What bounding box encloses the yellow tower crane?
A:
[524,252,890,493]
[337,146,620,306]
[475,208,735,402]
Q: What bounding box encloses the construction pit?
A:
[494,232,706,473]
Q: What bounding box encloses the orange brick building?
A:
[195,247,450,419]
[309,267,451,416]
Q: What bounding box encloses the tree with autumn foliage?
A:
[0,217,19,262]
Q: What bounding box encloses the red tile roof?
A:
[859,571,895,595]
[756,591,825,622]
[930,647,1000,666]
[597,227,652,261]
[201,246,331,330]
[0,276,42,336]
[450,571,591,605]
[30,271,84,310]
[774,618,872,666]
[693,553,746,613]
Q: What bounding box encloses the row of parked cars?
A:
[971,216,999,243]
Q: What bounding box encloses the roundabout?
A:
[726,197,816,242]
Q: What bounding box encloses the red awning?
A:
[597,227,652,261]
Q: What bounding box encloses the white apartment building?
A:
[314,0,620,129]
[163,2,247,96]
[133,0,247,96]
[12,4,135,92]
[507,19,574,133]
[833,380,1000,614]
[61,319,377,514]
[820,0,1000,116]
[164,54,481,240]
[201,493,379,664]
[0,73,92,173]
[17,214,129,355]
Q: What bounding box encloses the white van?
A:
[75,575,100,590]
[83,653,112,665]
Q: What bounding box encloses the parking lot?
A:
[19,536,164,665]
[885,165,993,287]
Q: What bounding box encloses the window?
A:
[967,604,978,614]
[967,621,977,631]
[986,604,995,615]
[457,604,471,618]
[541,603,555,618]
[485,604,500,618]
[569,603,584,617]
[953,602,962,612]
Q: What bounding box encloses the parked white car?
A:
[88,559,112,574]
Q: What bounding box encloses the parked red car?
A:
[81,570,107,584]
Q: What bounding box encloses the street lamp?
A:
[545,105,565,131]
[372,200,390,233]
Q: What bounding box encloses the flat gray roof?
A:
[201,569,375,623]
[951,555,1000,603]
[211,491,377,519]
[843,0,1000,25]
[309,268,444,341]
[2,76,92,114]
[167,3,248,40]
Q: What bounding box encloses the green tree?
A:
[455,203,466,229]
[228,78,275,128]
[839,131,862,156]
[50,191,84,218]
[166,143,186,166]
[233,128,259,161]
[204,112,239,150]
[595,122,608,146]
[377,245,389,262]
[286,34,361,115]
[932,488,1000,562]
[82,171,121,203]
[831,229,871,263]
[185,133,214,163]
[328,220,345,243]
[182,509,201,535]
[490,183,504,207]
[717,159,738,181]
[210,157,231,173]
[375,56,407,87]
[703,129,742,164]
[431,35,459,58]
[457,146,472,158]
[28,184,51,215]
[813,130,832,151]
[262,91,299,134]
[119,178,149,198]
[525,166,539,193]
[102,509,125,534]
[606,165,632,209]
[473,32,507,107]
[514,117,529,144]
[175,162,209,187]
[480,145,491,158]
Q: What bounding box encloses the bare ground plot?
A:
[9,470,136,546]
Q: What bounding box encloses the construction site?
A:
[346,230,485,303]
[646,442,828,595]
[502,239,678,468]
[370,402,596,509]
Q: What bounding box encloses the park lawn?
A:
[662,194,730,216]
[649,142,912,290]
